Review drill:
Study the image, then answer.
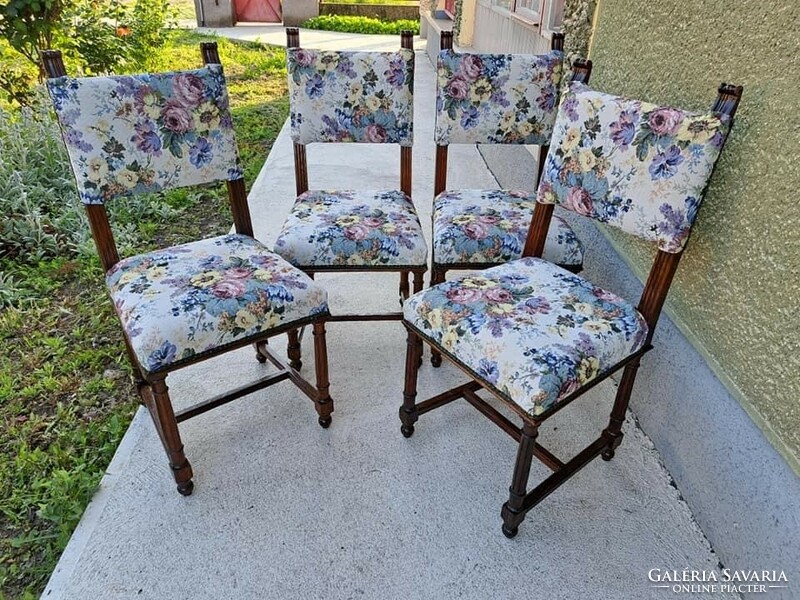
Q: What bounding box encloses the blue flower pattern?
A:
[47,65,243,205]
[107,234,329,373]
[404,258,648,416]
[537,83,730,253]
[435,49,564,145]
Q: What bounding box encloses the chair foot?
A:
[430,352,442,368]
[255,343,267,363]
[318,415,332,428]
[502,523,518,539]
[287,328,303,371]
[601,447,615,461]
[177,479,194,496]
[290,359,303,370]
[401,424,415,438]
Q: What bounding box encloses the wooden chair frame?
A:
[429,31,592,368]
[400,82,743,536]
[43,43,334,496]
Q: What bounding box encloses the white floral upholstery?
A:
[274,190,428,268]
[432,189,584,268]
[47,65,242,205]
[107,234,328,373]
[538,82,731,253]
[435,49,564,145]
[287,48,414,146]
[404,258,648,417]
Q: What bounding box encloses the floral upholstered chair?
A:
[400,80,742,536]
[428,31,592,367]
[43,43,334,496]
[271,28,426,366]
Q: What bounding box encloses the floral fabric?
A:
[47,65,242,205]
[287,48,414,146]
[538,82,730,253]
[107,234,328,373]
[404,258,648,417]
[433,189,584,267]
[274,190,428,268]
[435,49,564,145]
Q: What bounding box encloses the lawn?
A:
[0,30,288,599]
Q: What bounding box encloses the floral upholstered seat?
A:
[403,258,648,417]
[433,189,584,268]
[274,189,428,268]
[107,234,329,373]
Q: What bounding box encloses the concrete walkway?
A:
[42,32,736,600]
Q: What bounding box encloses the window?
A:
[491,0,541,24]
[444,0,456,18]
[489,0,564,31]
[542,0,566,35]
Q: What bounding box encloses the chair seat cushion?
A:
[274,190,428,268]
[107,234,329,373]
[403,258,648,417]
[432,189,584,268]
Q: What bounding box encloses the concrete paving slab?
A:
[42,39,737,600]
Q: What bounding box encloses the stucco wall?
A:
[589,0,800,464]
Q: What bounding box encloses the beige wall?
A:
[588,0,800,464]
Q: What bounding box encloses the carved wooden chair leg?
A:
[429,267,447,367]
[287,328,302,370]
[399,327,422,437]
[412,271,425,365]
[399,270,410,304]
[254,341,268,363]
[145,374,194,495]
[601,358,641,460]
[500,422,539,538]
[312,321,334,428]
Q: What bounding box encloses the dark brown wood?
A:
[433,145,449,197]
[41,49,66,78]
[570,58,593,84]
[550,32,564,51]
[500,422,538,537]
[415,381,482,415]
[176,371,292,422]
[287,328,302,370]
[286,27,300,48]
[312,321,333,427]
[399,327,422,437]
[200,41,221,65]
[293,144,309,196]
[148,375,194,495]
[85,205,121,272]
[400,32,414,196]
[440,30,454,50]
[521,202,554,258]
[226,178,255,236]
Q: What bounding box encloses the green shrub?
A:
[301,14,420,35]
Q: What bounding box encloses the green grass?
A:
[0,30,288,599]
[301,14,421,34]
[167,0,197,20]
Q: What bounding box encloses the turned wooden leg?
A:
[601,359,641,460]
[500,422,539,538]
[312,321,333,428]
[287,328,302,370]
[254,341,267,363]
[399,327,422,438]
[399,270,410,304]
[143,375,194,495]
[429,267,447,367]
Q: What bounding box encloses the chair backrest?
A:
[434,35,566,146]
[432,31,592,197]
[285,28,415,197]
[42,43,252,272]
[525,81,742,340]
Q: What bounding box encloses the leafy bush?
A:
[0,0,175,106]
[301,14,420,34]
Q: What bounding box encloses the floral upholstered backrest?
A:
[287,48,415,146]
[537,82,730,253]
[47,65,243,205]
[434,49,564,145]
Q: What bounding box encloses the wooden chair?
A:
[400,80,742,536]
[429,31,592,367]
[43,43,334,495]
[273,28,427,367]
